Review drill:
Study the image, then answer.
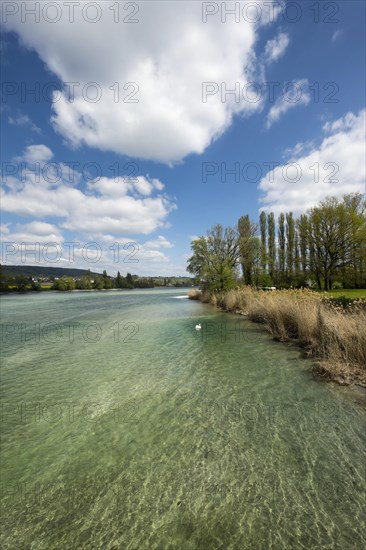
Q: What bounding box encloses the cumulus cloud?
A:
[0,222,178,273]
[264,32,289,64]
[4,0,283,163]
[19,144,53,164]
[1,221,63,244]
[266,79,310,128]
[259,109,366,215]
[1,145,176,236]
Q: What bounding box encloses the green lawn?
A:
[324,289,366,299]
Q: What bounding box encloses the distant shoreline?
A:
[0,286,195,295]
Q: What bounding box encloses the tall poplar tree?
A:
[278,213,286,282]
[267,212,276,282]
[259,211,267,273]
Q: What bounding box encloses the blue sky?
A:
[1,0,365,275]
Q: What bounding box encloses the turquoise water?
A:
[1,289,365,549]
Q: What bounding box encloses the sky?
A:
[1,0,365,276]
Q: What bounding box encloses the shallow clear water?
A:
[1,289,365,549]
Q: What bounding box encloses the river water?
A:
[1,289,365,549]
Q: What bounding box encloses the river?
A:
[1,289,365,549]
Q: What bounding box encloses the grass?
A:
[323,289,366,299]
[190,287,366,387]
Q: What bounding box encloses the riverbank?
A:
[189,288,366,388]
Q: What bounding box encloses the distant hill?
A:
[0,265,195,284]
[1,265,100,279]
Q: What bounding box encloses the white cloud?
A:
[144,236,174,249]
[0,222,177,273]
[19,144,53,164]
[322,111,359,133]
[1,151,183,272]
[8,113,41,133]
[1,221,63,244]
[264,32,289,64]
[282,140,315,161]
[259,109,366,215]
[331,29,344,43]
[4,0,283,164]
[1,145,176,236]
[266,79,310,128]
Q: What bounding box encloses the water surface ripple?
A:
[1,290,365,549]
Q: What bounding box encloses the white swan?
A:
[195,323,202,330]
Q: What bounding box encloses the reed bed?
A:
[189,288,366,386]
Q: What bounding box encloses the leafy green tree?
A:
[187,225,239,291]
[31,281,42,291]
[53,277,75,291]
[126,273,134,289]
[238,215,257,285]
[116,271,124,288]
[307,196,365,290]
[294,231,300,279]
[15,274,29,292]
[93,276,104,290]
[297,214,308,274]
[0,265,9,291]
[259,211,267,273]
[342,193,366,287]
[102,270,113,289]
[256,273,274,287]
[278,213,285,281]
[286,212,295,280]
[76,276,92,290]
[249,237,263,286]
[267,212,276,282]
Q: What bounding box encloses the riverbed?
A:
[1,289,365,549]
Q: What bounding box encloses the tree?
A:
[76,276,92,290]
[267,212,276,282]
[259,211,267,273]
[0,265,9,291]
[93,276,104,290]
[187,225,239,291]
[297,214,308,274]
[248,237,262,286]
[31,281,42,291]
[53,277,75,291]
[307,196,365,290]
[14,274,29,292]
[238,215,257,285]
[286,212,295,280]
[116,271,123,288]
[102,270,113,289]
[278,213,286,282]
[294,231,301,282]
[342,193,366,287]
[126,273,134,288]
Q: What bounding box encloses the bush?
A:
[332,281,343,290]
[188,289,201,300]
[53,277,76,291]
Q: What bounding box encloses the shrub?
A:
[188,289,201,300]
